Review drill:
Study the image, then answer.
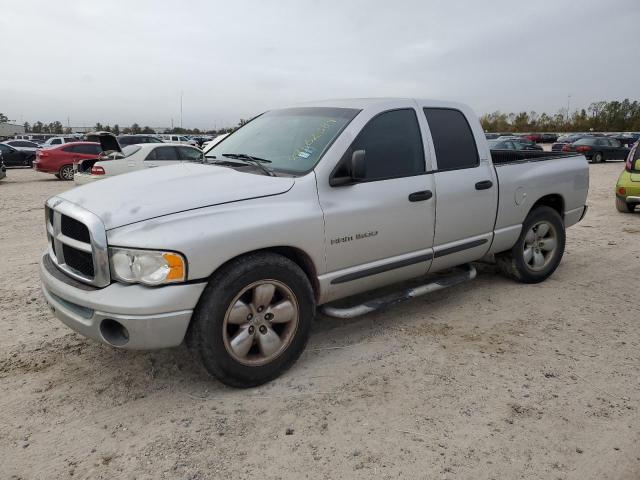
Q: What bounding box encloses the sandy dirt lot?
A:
[1,163,639,480]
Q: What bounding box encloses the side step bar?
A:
[319,264,477,319]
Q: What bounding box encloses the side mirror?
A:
[329,149,367,187]
[350,149,366,181]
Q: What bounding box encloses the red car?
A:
[523,133,542,143]
[33,142,102,180]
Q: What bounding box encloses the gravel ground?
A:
[1,164,639,480]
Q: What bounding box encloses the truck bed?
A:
[491,149,583,166]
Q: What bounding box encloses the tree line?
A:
[480,99,640,133]
[8,99,638,135]
[12,120,240,136]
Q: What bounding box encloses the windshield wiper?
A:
[222,153,276,177]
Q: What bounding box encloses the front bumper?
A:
[40,253,207,349]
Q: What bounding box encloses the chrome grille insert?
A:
[45,198,110,287]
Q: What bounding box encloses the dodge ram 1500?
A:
[40,98,589,387]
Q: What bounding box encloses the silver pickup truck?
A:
[40,98,589,387]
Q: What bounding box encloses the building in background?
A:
[0,122,25,139]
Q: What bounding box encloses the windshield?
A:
[207,107,360,174]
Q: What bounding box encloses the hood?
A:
[57,163,295,229]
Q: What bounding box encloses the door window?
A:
[423,108,479,171]
[149,146,178,160]
[348,109,425,181]
[178,147,204,162]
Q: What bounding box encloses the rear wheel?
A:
[58,164,74,181]
[616,197,635,213]
[189,252,315,388]
[498,206,565,283]
[592,152,603,163]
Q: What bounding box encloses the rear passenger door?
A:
[422,107,498,271]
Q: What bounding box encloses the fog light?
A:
[100,319,130,347]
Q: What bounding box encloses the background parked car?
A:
[562,137,629,163]
[117,135,164,147]
[540,133,558,143]
[33,142,102,180]
[523,133,542,143]
[159,134,199,147]
[496,136,543,150]
[43,136,77,147]
[488,139,543,151]
[74,143,204,185]
[616,144,640,212]
[551,133,591,152]
[3,139,40,155]
[0,143,34,166]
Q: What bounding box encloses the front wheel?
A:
[189,252,315,388]
[497,206,566,283]
[58,164,74,181]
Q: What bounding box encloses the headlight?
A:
[109,248,186,286]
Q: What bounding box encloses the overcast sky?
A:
[1,0,638,129]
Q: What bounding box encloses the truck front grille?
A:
[62,244,95,277]
[61,215,91,243]
[45,199,110,287]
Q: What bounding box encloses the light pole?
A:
[566,94,571,123]
[180,90,183,129]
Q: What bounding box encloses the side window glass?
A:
[179,147,204,161]
[154,147,178,160]
[349,109,425,181]
[145,149,157,161]
[423,108,479,171]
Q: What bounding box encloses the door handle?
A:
[408,190,433,202]
[475,180,493,190]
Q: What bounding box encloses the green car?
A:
[616,142,640,213]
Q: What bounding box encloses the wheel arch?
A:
[528,193,565,219]
[205,246,320,302]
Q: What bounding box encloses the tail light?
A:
[37,150,49,158]
[618,187,626,195]
[575,146,592,152]
[91,165,105,175]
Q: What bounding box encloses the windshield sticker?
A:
[291,119,337,161]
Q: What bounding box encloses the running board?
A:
[319,264,477,319]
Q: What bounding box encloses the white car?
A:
[43,136,76,147]
[74,142,204,185]
[159,134,198,147]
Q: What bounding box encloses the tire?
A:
[593,152,603,163]
[497,206,566,284]
[616,197,634,213]
[58,164,74,181]
[189,252,315,388]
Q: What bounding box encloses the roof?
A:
[280,97,468,111]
